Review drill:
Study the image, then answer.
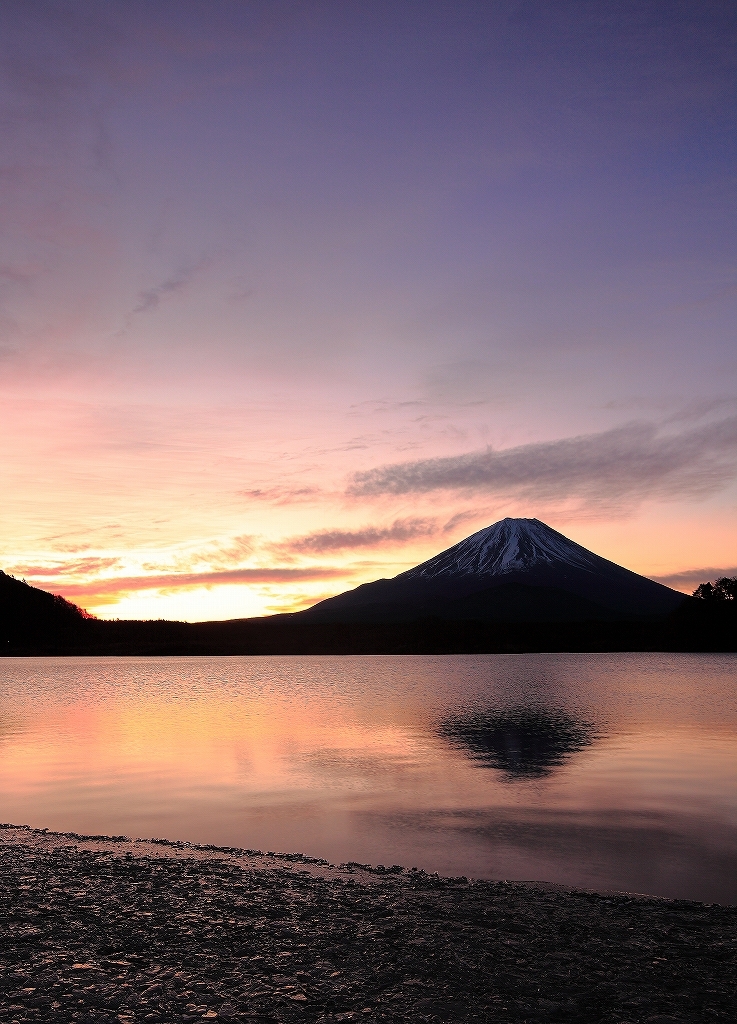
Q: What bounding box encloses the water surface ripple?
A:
[1,653,735,902]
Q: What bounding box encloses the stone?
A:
[0,825,735,1024]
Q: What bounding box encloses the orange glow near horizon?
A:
[3,497,736,621]
[4,485,735,620]
[1,5,735,621]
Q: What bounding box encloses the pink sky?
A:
[1,2,735,620]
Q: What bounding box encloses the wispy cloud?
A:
[132,273,190,316]
[263,590,342,615]
[651,566,737,593]
[663,398,737,426]
[239,486,321,505]
[120,258,212,330]
[163,535,256,573]
[7,556,123,578]
[51,565,353,601]
[127,258,208,317]
[347,418,737,513]
[278,517,437,555]
[442,509,490,534]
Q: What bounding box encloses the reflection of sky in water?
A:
[438,707,597,779]
[0,654,735,902]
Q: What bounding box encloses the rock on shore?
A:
[1,825,735,1022]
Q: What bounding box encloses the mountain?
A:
[0,570,91,650]
[3,528,734,654]
[300,518,686,623]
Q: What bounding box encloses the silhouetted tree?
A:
[693,577,737,601]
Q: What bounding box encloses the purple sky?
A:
[1,1,735,619]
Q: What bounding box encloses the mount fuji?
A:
[300,518,685,623]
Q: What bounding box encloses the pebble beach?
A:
[1,824,735,1023]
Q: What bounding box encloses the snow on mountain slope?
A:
[401,518,599,580]
[301,517,686,621]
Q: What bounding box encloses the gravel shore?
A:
[1,825,735,1023]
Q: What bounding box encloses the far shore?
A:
[5,603,737,657]
[1,824,735,1023]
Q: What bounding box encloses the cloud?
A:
[48,565,353,601]
[239,485,321,505]
[162,534,256,572]
[442,509,490,534]
[347,417,737,512]
[132,274,189,316]
[663,398,737,426]
[122,258,212,326]
[263,590,341,615]
[6,556,123,578]
[279,517,437,555]
[652,567,737,594]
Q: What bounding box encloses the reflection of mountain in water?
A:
[439,707,596,779]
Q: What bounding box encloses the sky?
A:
[1,0,735,621]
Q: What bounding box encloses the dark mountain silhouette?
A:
[3,520,734,655]
[299,518,685,623]
[0,570,91,651]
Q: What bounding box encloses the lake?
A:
[1,653,735,903]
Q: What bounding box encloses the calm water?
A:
[1,654,735,903]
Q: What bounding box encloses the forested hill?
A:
[1,570,734,656]
[0,571,91,651]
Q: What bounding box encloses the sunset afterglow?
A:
[1,2,734,620]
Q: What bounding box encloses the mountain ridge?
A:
[401,518,597,579]
[2,536,735,655]
[300,517,686,623]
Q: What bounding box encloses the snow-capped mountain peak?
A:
[303,516,685,621]
[401,518,598,579]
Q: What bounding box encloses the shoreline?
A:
[5,598,736,657]
[0,823,711,904]
[1,825,735,1022]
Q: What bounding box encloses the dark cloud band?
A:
[281,517,437,554]
[44,566,351,600]
[347,418,737,508]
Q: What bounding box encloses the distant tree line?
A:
[692,577,737,601]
